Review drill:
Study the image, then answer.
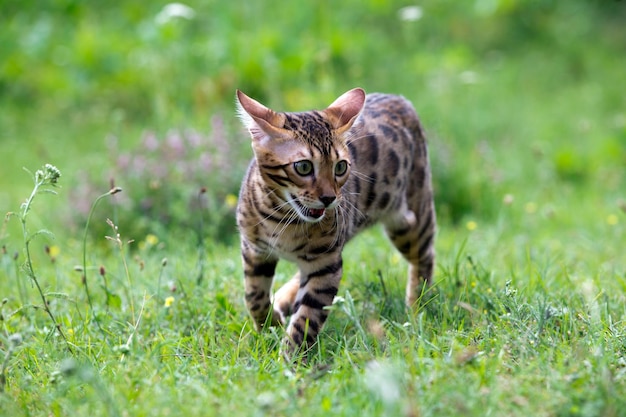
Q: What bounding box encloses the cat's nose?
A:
[319,196,336,207]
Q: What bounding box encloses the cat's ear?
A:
[325,88,366,134]
[236,90,289,142]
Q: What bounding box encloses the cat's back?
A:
[348,92,426,172]
[360,93,424,136]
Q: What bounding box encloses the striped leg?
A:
[283,256,343,357]
[385,206,435,307]
[241,245,281,329]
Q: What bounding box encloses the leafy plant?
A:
[7,164,72,352]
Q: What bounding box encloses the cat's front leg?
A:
[283,256,343,358]
[241,243,281,329]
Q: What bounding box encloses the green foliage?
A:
[67,121,243,243]
[2,0,625,229]
[1,0,626,416]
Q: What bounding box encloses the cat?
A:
[235,88,436,358]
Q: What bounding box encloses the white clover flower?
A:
[156,3,196,25]
[398,6,423,22]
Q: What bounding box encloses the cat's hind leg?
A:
[384,203,435,307]
[273,272,300,323]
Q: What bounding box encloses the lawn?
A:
[1,1,625,416]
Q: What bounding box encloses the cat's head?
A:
[236,88,366,223]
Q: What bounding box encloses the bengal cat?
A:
[235,88,436,358]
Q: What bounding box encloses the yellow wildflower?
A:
[48,245,61,258]
[525,202,537,214]
[146,234,159,246]
[139,234,159,250]
[164,296,175,308]
[466,221,477,231]
[225,194,238,209]
[607,214,618,225]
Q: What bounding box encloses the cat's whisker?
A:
[272,198,304,239]
[271,206,298,238]
[345,131,371,144]
[329,205,346,249]
[340,198,366,222]
[254,200,292,229]
[267,207,301,258]
[350,169,376,183]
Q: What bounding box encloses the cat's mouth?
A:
[289,195,326,222]
[307,208,326,219]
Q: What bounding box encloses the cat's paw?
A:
[280,336,309,364]
[270,308,285,327]
[253,308,285,331]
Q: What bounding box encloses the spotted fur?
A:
[235,88,436,357]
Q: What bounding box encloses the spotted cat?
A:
[235,88,435,357]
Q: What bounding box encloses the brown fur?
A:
[235,88,436,357]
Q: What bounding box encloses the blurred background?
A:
[1,0,625,243]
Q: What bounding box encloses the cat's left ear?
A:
[236,90,290,142]
[325,88,366,134]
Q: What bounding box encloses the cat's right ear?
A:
[236,90,290,142]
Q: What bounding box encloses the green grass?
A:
[1,1,626,416]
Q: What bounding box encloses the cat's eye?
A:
[294,160,314,176]
[335,160,349,176]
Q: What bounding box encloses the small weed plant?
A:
[4,164,71,352]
